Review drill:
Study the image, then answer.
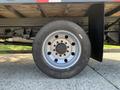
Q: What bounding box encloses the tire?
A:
[32,20,91,79]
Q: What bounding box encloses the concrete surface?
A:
[0,53,120,90]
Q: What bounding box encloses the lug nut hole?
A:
[55,59,58,62]
[71,52,75,56]
[47,52,51,55]
[72,42,75,46]
[65,35,68,39]
[64,59,68,63]
[55,35,58,38]
[48,42,51,45]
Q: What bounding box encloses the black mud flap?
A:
[119,22,120,45]
[88,4,104,62]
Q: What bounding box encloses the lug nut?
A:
[61,40,63,43]
[67,50,69,52]
[65,42,67,44]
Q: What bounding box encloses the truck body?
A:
[0,0,120,78]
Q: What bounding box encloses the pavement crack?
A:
[88,64,120,90]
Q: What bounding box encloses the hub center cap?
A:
[56,43,67,54]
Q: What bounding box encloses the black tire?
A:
[32,20,91,79]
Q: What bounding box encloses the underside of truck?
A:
[0,1,120,78]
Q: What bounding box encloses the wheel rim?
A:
[42,30,81,69]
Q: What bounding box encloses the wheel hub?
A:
[56,43,67,54]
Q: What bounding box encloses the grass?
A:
[104,45,120,49]
[0,44,119,54]
[0,44,119,51]
[0,45,32,51]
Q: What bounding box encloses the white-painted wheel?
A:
[42,30,81,69]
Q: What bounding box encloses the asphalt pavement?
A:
[0,53,120,90]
